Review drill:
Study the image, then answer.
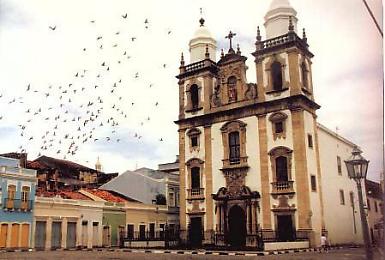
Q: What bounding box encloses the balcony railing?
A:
[3,198,33,211]
[261,229,309,242]
[271,181,295,194]
[187,188,205,200]
[121,228,179,242]
[255,32,308,52]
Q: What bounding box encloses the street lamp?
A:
[344,146,373,260]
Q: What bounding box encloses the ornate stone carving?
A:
[245,83,257,100]
[211,85,222,107]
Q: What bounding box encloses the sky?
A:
[0,0,383,181]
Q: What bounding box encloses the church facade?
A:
[176,0,365,249]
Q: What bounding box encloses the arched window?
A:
[276,156,288,182]
[271,61,283,91]
[227,76,237,102]
[301,62,308,89]
[191,167,200,189]
[229,131,240,163]
[190,84,199,109]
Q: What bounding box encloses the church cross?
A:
[225,31,237,50]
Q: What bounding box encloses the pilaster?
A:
[291,109,311,229]
[257,115,272,229]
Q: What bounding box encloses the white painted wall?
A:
[317,125,364,245]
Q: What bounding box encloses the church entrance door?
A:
[277,215,295,241]
[188,217,202,247]
[228,205,246,247]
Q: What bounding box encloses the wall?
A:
[317,125,364,245]
[102,208,126,246]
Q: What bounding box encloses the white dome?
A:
[189,19,217,63]
[192,26,213,39]
[264,0,298,39]
[268,0,292,11]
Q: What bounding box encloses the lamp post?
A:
[344,146,373,260]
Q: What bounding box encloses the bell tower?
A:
[252,0,324,247]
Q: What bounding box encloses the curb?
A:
[0,245,364,257]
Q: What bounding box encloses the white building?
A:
[176,0,366,250]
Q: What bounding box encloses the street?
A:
[0,248,382,260]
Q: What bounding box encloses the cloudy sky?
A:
[0,0,383,181]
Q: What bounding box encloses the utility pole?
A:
[362,0,383,37]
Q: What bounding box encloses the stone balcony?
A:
[187,188,205,200]
[271,181,295,195]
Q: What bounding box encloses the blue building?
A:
[0,156,37,248]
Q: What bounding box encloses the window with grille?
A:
[310,175,317,191]
[308,134,313,148]
[337,156,342,175]
[276,156,288,182]
[191,167,200,189]
[339,190,345,205]
[229,131,240,163]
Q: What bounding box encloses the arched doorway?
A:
[228,205,246,247]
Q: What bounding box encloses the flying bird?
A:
[122,13,128,19]
[49,25,56,31]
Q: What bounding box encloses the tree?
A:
[155,194,166,205]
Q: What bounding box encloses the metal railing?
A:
[187,188,205,199]
[261,229,309,242]
[121,228,179,242]
[3,198,33,211]
[271,181,295,194]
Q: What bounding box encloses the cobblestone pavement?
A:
[0,248,382,260]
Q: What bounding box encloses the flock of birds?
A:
[1,13,175,161]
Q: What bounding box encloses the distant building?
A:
[26,155,117,192]
[100,157,180,236]
[365,179,384,245]
[0,156,37,249]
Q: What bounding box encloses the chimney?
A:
[19,153,27,168]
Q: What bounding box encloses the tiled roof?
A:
[35,156,97,172]
[83,188,128,203]
[36,190,92,200]
[27,160,47,170]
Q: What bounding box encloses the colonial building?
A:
[365,179,384,245]
[27,155,117,192]
[176,0,366,250]
[33,188,170,249]
[0,156,37,249]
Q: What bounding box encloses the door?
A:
[277,215,295,242]
[0,224,8,248]
[139,225,146,240]
[20,224,30,248]
[81,221,88,247]
[51,222,62,249]
[149,223,155,239]
[102,226,110,247]
[66,222,76,248]
[228,205,246,247]
[92,222,98,247]
[35,221,46,249]
[10,223,19,248]
[188,217,202,247]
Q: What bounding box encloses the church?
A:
[176,0,366,250]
